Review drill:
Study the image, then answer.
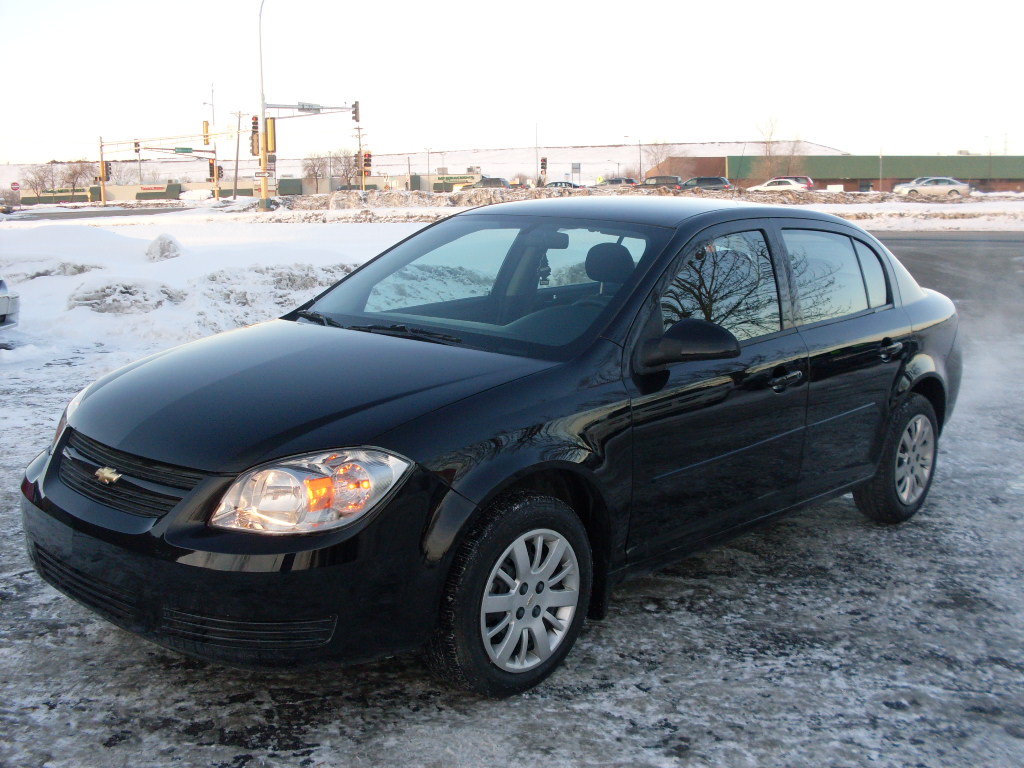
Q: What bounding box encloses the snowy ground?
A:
[1,198,1023,767]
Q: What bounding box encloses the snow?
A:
[1,197,1023,767]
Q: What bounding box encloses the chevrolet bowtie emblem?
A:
[94,466,122,485]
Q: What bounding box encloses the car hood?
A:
[70,319,554,473]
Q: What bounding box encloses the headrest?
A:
[585,243,634,284]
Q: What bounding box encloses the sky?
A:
[0,0,1020,165]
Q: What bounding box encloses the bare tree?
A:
[750,119,780,182]
[24,163,62,202]
[329,149,360,189]
[61,159,97,198]
[109,161,137,186]
[643,142,674,176]
[302,153,329,192]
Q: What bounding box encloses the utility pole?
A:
[258,0,270,210]
[231,111,244,199]
[355,125,365,192]
[98,137,107,206]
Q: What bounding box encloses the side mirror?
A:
[639,318,741,370]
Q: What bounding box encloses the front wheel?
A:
[854,394,938,524]
[948,189,962,197]
[907,189,919,197]
[427,493,592,697]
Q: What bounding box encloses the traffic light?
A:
[100,161,111,181]
[540,157,548,172]
[208,159,216,180]
[134,141,140,154]
[217,165,224,179]
[352,101,360,122]
[203,120,210,145]
[250,116,259,156]
[265,117,276,153]
[363,151,372,171]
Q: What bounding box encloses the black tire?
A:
[427,492,592,697]
[907,189,919,197]
[854,394,938,524]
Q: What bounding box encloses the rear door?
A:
[779,226,913,497]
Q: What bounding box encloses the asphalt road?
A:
[1,231,1022,768]
[7,206,194,221]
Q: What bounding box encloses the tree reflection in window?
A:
[660,230,781,342]
[783,230,869,324]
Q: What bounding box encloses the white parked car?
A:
[893,177,971,197]
[746,178,810,192]
[0,277,20,330]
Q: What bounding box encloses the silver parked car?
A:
[893,177,971,198]
[0,278,20,330]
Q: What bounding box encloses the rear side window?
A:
[783,229,883,324]
[853,240,889,307]
[661,230,781,342]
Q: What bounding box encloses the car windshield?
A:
[299,213,673,360]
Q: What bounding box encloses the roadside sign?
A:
[174,147,193,154]
[10,182,20,191]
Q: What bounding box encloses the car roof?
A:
[461,196,847,229]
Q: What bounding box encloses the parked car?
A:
[596,177,638,187]
[774,175,815,190]
[0,277,20,330]
[680,176,733,191]
[462,177,511,190]
[22,197,961,697]
[747,178,812,192]
[640,175,684,190]
[893,177,971,197]
[545,181,584,189]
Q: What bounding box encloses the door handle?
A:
[770,369,804,392]
[880,340,904,361]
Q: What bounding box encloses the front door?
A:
[626,224,809,558]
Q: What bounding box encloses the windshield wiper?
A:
[295,310,345,328]
[345,324,464,346]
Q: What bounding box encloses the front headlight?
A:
[51,388,86,453]
[210,448,412,535]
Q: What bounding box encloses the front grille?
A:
[160,610,337,651]
[58,430,207,518]
[34,545,138,624]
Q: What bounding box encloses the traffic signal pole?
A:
[98,137,107,206]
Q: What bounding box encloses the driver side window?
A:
[660,230,782,342]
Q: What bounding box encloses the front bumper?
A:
[21,446,452,668]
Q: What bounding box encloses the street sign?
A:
[174,147,193,154]
[10,182,20,191]
[254,171,274,178]
[297,102,322,113]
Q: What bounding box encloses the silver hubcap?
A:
[894,414,935,505]
[480,528,580,673]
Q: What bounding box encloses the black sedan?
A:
[21,197,961,696]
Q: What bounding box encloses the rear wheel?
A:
[907,189,919,197]
[854,394,938,524]
[948,189,961,197]
[427,492,592,697]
